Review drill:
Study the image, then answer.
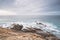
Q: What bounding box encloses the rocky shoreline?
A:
[0,24,60,40]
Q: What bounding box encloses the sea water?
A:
[0,15,60,37]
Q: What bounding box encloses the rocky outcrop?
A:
[0,27,45,40]
[0,24,60,40]
[22,27,60,40]
[11,24,23,31]
[22,27,36,33]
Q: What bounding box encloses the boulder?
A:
[11,24,23,31]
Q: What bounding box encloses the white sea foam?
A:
[0,21,60,37]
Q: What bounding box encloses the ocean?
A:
[0,15,60,37]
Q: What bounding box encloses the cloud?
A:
[0,0,15,7]
[0,9,16,15]
[0,0,60,15]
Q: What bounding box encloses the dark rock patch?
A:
[11,24,23,31]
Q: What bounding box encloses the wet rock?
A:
[36,22,43,25]
[11,24,23,31]
[22,27,36,33]
[36,31,56,38]
[46,37,60,40]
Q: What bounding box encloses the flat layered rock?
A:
[0,27,60,40]
[6,34,45,40]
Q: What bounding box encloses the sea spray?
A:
[0,21,60,38]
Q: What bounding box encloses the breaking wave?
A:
[0,21,60,37]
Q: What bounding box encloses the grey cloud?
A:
[0,0,60,15]
[0,0,15,7]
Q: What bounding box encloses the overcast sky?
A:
[0,0,60,15]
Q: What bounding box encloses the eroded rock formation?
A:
[0,24,60,40]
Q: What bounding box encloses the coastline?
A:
[0,24,60,40]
